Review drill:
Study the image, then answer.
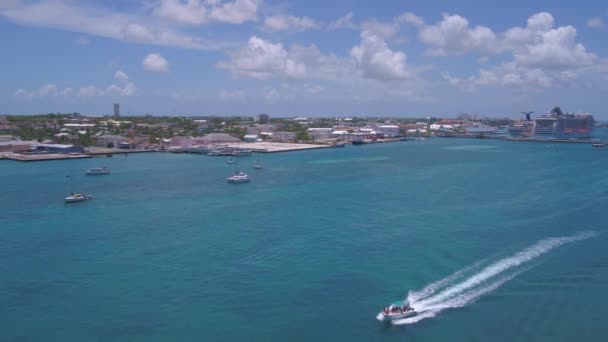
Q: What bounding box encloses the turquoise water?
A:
[1,138,608,341]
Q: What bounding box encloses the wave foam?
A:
[391,231,595,325]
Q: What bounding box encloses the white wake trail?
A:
[392,231,595,325]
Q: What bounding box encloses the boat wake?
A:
[392,231,596,325]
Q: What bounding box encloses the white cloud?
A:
[360,19,399,38]
[17,72,136,99]
[114,70,129,82]
[154,0,259,25]
[263,15,320,32]
[0,0,230,50]
[327,12,356,30]
[14,83,74,99]
[79,85,99,96]
[419,13,498,56]
[587,17,604,29]
[350,31,412,80]
[218,31,418,83]
[209,0,259,24]
[143,53,170,72]
[397,12,424,27]
[504,12,596,69]
[217,36,307,80]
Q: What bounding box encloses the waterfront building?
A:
[243,134,259,142]
[95,134,127,148]
[271,131,296,142]
[307,128,333,140]
[33,143,84,154]
[0,140,34,152]
[376,125,400,137]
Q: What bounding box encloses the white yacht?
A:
[227,172,250,184]
[86,167,111,175]
[64,193,93,203]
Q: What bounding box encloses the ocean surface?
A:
[1,137,608,341]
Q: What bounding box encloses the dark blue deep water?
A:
[1,138,607,341]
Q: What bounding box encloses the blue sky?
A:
[1,0,607,118]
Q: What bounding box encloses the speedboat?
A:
[592,143,606,148]
[86,167,111,175]
[377,300,416,323]
[253,159,263,169]
[227,158,236,164]
[227,172,250,183]
[64,193,93,203]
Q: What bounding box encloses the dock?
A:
[222,142,331,153]
[86,147,158,155]
[3,153,92,162]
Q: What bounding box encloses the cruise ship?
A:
[533,107,595,139]
[508,112,535,138]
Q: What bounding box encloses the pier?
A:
[1,153,92,162]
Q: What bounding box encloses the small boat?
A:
[86,167,111,175]
[227,171,250,184]
[331,141,346,148]
[253,159,263,169]
[227,158,236,164]
[376,300,417,323]
[106,154,113,158]
[592,143,606,147]
[64,193,93,203]
[352,140,367,145]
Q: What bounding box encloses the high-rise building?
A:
[254,113,269,124]
[113,103,120,117]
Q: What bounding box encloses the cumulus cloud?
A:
[351,31,412,80]
[587,17,604,29]
[397,12,424,27]
[327,12,356,30]
[217,36,307,80]
[263,15,320,32]
[143,53,170,72]
[154,0,259,25]
[419,13,498,56]
[114,70,129,82]
[504,12,596,69]
[217,31,417,83]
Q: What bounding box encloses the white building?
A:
[243,134,259,142]
[376,125,400,137]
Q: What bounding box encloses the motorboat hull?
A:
[227,178,250,184]
[377,310,417,323]
[86,171,110,175]
[64,194,93,203]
